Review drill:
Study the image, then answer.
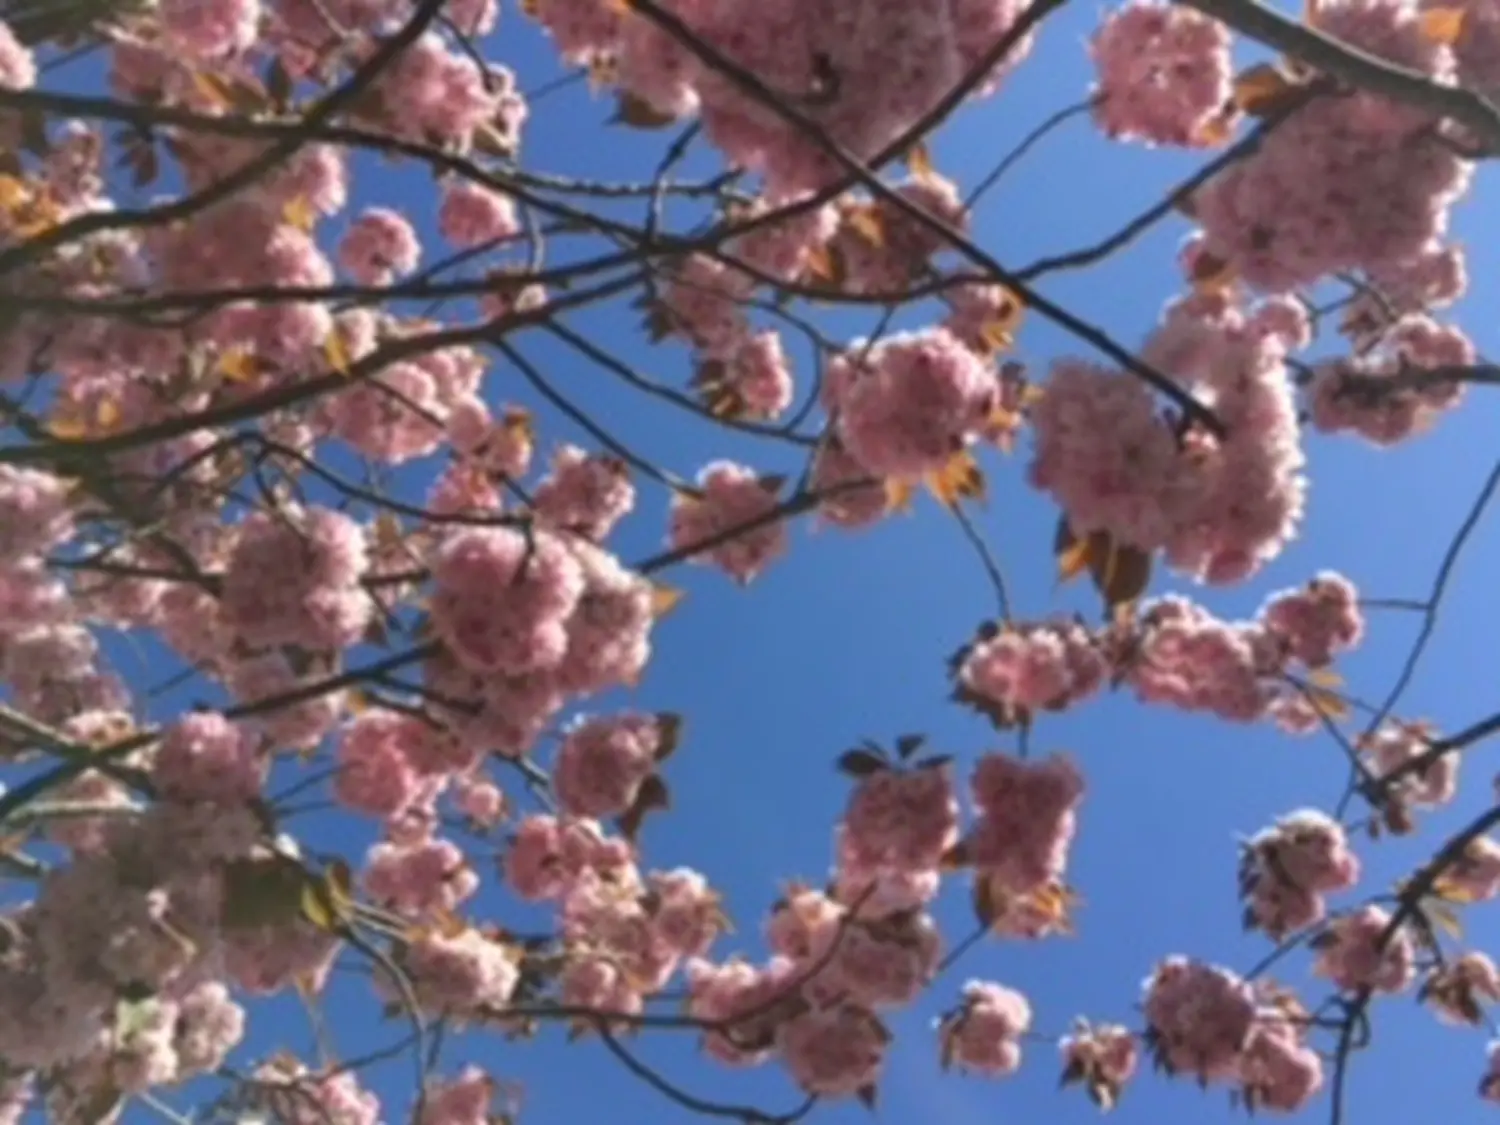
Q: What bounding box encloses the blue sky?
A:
[18,0,1500,1122]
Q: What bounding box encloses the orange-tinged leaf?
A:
[845,206,886,249]
[282,195,317,233]
[650,582,685,619]
[1054,520,1092,584]
[191,70,235,110]
[1419,7,1466,45]
[905,141,936,182]
[1231,63,1299,116]
[1308,668,1344,689]
[610,91,678,130]
[1192,110,1238,147]
[218,347,258,384]
[0,174,29,211]
[1189,248,1236,293]
[94,398,121,433]
[324,328,353,376]
[803,243,845,288]
[1307,687,1351,721]
[926,448,986,508]
[47,413,90,441]
[883,476,916,514]
[979,320,1016,354]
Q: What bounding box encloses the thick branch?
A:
[1180,0,1500,151]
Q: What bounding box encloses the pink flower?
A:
[420,1067,506,1125]
[439,180,519,248]
[1259,571,1364,668]
[667,461,788,584]
[401,927,520,1018]
[338,208,421,285]
[1241,809,1360,939]
[967,753,1084,895]
[1142,957,1256,1082]
[0,18,36,89]
[842,761,959,872]
[777,1002,890,1097]
[334,709,425,819]
[429,526,584,675]
[502,814,635,901]
[0,467,74,564]
[220,506,371,652]
[160,0,261,59]
[938,980,1032,1077]
[365,836,479,920]
[684,955,802,1065]
[533,445,635,541]
[154,711,265,805]
[831,328,998,479]
[1238,1017,1323,1113]
[1059,1022,1138,1106]
[1090,2,1233,147]
[1423,953,1500,1027]
[1312,906,1416,994]
[957,620,1107,718]
[554,712,668,819]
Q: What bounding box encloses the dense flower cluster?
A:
[1031,288,1306,584]
[1090,2,1235,147]
[668,461,788,583]
[1239,809,1362,938]
[827,328,1000,480]
[0,0,1496,1115]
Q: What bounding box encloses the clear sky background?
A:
[23,0,1500,1122]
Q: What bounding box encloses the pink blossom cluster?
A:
[726,197,840,284]
[1312,905,1416,994]
[937,980,1032,1076]
[1426,0,1500,98]
[1089,2,1235,147]
[420,1066,511,1125]
[809,438,890,530]
[532,445,636,541]
[0,756,358,1086]
[1122,586,1360,730]
[1258,571,1365,669]
[826,328,999,480]
[826,177,968,296]
[337,207,422,286]
[553,712,671,819]
[1031,290,1306,584]
[1436,837,1500,905]
[683,952,893,1097]
[966,753,1083,898]
[1192,0,1471,291]
[1142,960,1321,1108]
[1423,953,1500,1027]
[1359,720,1458,822]
[668,461,788,583]
[1239,809,1362,939]
[246,1059,381,1125]
[524,0,1035,196]
[1058,1021,1139,1106]
[220,505,372,653]
[841,761,960,874]
[499,814,730,1026]
[1308,315,1476,446]
[955,619,1107,721]
[1142,957,1258,1082]
[396,924,522,1019]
